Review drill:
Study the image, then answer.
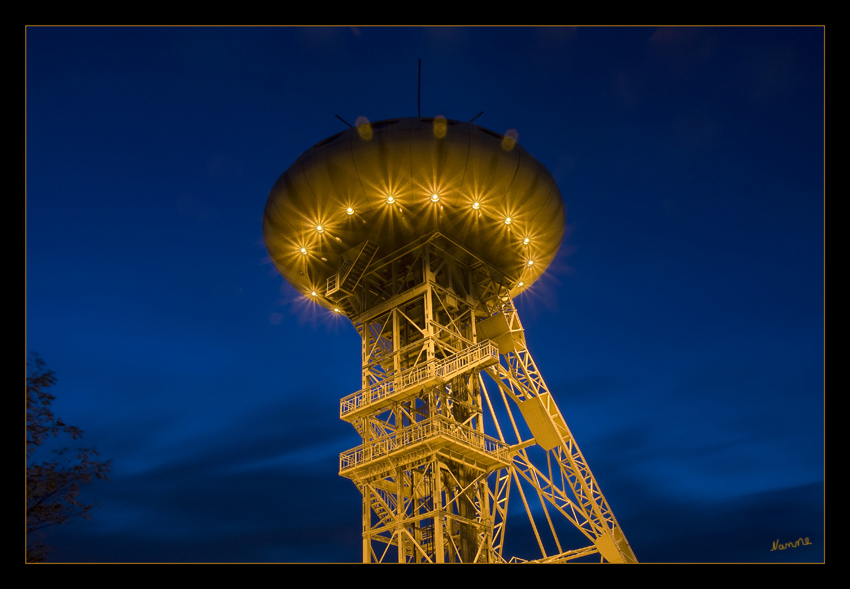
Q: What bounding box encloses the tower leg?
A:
[338,237,636,563]
[433,455,444,563]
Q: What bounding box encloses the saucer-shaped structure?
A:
[263,117,565,312]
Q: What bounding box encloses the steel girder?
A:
[335,235,636,563]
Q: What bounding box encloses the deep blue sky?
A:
[26,26,823,563]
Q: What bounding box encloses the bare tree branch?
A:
[26,354,111,563]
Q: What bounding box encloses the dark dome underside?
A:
[263,117,565,308]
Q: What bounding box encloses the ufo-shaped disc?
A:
[263,117,565,311]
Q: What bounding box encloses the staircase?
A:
[341,240,378,292]
[369,487,396,529]
[325,240,378,317]
[327,240,378,298]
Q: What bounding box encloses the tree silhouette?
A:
[26,354,111,562]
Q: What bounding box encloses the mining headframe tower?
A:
[263,115,637,563]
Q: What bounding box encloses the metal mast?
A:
[330,233,636,563]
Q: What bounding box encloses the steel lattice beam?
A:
[334,235,636,563]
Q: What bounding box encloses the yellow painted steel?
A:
[262,117,637,564]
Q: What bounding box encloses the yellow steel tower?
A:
[263,117,637,563]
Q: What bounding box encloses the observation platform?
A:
[339,415,511,478]
[340,340,499,421]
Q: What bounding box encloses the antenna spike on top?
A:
[335,114,353,128]
[469,111,484,124]
[418,58,421,118]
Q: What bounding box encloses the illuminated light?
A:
[333,307,340,313]
[316,225,323,233]
[518,282,524,287]
[523,237,530,245]
[300,247,307,254]
[355,116,372,140]
[502,128,519,151]
[387,196,395,204]
[433,116,447,139]
[311,291,317,297]
[505,217,512,225]
[472,202,480,210]
[527,259,535,266]
[431,193,439,202]
[346,207,354,215]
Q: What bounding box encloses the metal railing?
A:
[326,273,339,295]
[436,340,498,378]
[340,340,499,417]
[340,414,510,472]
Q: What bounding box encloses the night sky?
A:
[26,26,823,563]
